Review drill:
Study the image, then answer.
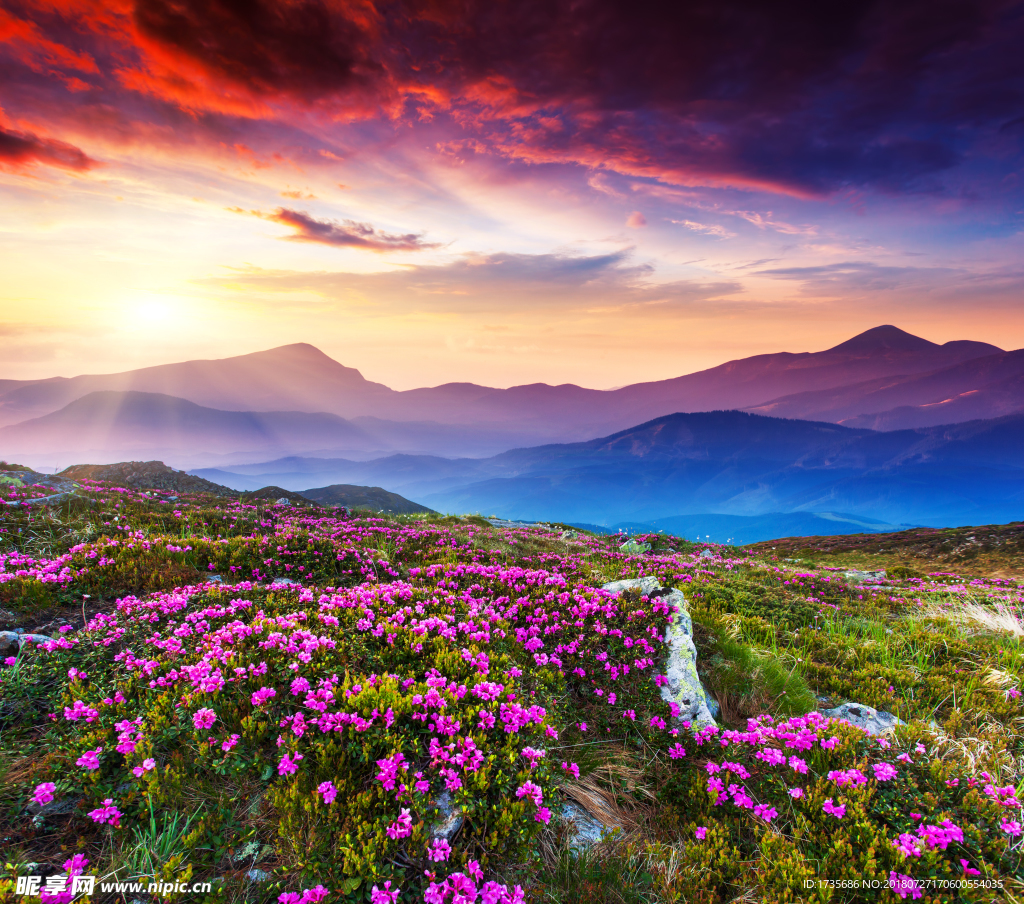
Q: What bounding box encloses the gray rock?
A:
[601,576,662,598]
[19,633,53,649]
[819,702,904,736]
[430,790,464,841]
[0,630,19,656]
[271,577,298,586]
[699,549,715,559]
[275,497,291,505]
[208,574,224,583]
[28,795,82,817]
[601,579,716,728]
[246,869,270,883]
[558,801,617,852]
[842,569,887,584]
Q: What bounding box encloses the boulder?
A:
[271,577,298,586]
[819,702,904,736]
[275,497,291,505]
[842,569,886,584]
[0,632,52,654]
[430,790,463,841]
[558,801,617,851]
[601,578,716,727]
[19,633,53,648]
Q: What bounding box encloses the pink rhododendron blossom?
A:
[888,872,923,900]
[318,780,337,804]
[428,838,452,862]
[822,798,846,819]
[695,826,707,840]
[278,752,303,775]
[76,747,102,770]
[387,808,413,839]
[88,798,122,827]
[192,708,216,730]
[371,881,400,904]
[33,782,56,806]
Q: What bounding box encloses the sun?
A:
[133,299,173,324]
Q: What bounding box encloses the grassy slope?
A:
[0,481,1022,903]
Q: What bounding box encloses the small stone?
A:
[208,575,224,583]
[699,549,714,559]
[430,790,464,841]
[0,630,19,656]
[601,576,662,598]
[819,702,904,736]
[246,869,270,883]
[558,801,617,852]
[271,577,298,586]
[19,633,53,649]
[275,497,291,505]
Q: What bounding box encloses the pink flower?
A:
[428,838,452,862]
[192,707,216,730]
[33,782,56,806]
[131,758,156,778]
[88,798,122,827]
[822,798,846,819]
[371,881,400,904]
[387,808,413,839]
[221,734,240,752]
[516,780,543,807]
[252,686,277,706]
[561,761,581,778]
[788,788,804,799]
[669,743,686,759]
[888,871,923,900]
[1001,819,1023,836]
[76,747,102,770]
[695,826,707,840]
[300,886,329,903]
[318,780,337,804]
[535,806,552,824]
[872,762,897,781]
[278,752,303,776]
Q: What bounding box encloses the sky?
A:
[1,0,1023,390]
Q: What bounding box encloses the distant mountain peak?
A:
[827,325,937,354]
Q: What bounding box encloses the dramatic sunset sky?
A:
[1,0,1022,389]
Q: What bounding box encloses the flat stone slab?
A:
[819,702,904,735]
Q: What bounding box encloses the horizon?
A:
[0,323,1008,392]
[2,2,1023,389]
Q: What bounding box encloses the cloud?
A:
[0,125,95,172]
[205,249,742,312]
[670,219,736,238]
[755,261,952,293]
[2,0,1019,199]
[625,211,647,228]
[237,207,440,251]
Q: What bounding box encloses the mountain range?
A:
[191,409,1024,528]
[1,326,1020,465]
[3,324,1023,540]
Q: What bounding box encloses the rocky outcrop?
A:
[820,702,904,735]
[601,577,716,728]
[842,569,887,584]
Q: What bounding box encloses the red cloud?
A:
[0,0,1019,198]
[0,125,95,171]
[238,206,440,251]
